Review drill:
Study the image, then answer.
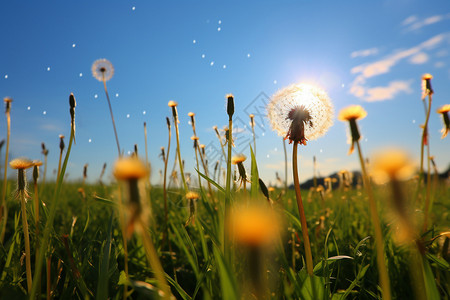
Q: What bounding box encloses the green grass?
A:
[0,173,448,299]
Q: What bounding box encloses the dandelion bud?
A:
[160,147,165,160]
[59,135,65,152]
[226,94,234,119]
[258,178,270,202]
[0,139,4,150]
[83,164,88,179]
[33,160,43,183]
[166,117,171,129]
[134,144,138,156]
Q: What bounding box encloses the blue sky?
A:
[0,1,449,185]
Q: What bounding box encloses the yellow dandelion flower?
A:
[267,83,334,145]
[113,157,149,180]
[188,112,195,117]
[91,59,114,82]
[186,191,200,200]
[10,158,34,170]
[437,104,450,139]
[231,154,246,165]
[230,205,280,247]
[168,100,177,107]
[338,105,367,121]
[370,149,416,184]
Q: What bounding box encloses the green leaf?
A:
[196,169,225,194]
[250,146,259,199]
[422,256,440,300]
[213,245,239,299]
[313,256,353,277]
[339,264,370,299]
[96,211,114,300]
[297,269,326,300]
[426,252,450,270]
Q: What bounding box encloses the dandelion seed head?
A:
[92,59,114,82]
[267,83,334,143]
[10,158,34,170]
[422,73,433,80]
[33,160,43,167]
[113,157,149,180]
[188,112,195,117]
[338,105,367,121]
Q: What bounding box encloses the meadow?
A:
[0,63,449,300]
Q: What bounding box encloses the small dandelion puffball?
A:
[267,83,334,144]
[92,59,114,82]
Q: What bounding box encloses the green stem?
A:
[224,118,233,260]
[174,116,188,193]
[0,111,11,243]
[30,126,75,299]
[355,140,391,300]
[103,76,121,156]
[20,189,32,293]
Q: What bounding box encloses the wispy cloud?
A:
[402,14,450,32]
[365,80,413,102]
[409,52,429,64]
[350,48,379,58]
[349,33,449,101]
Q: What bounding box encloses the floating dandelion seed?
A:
[274,80,277,84]
[116,93,119,97]
[436,104,450,139]
[218,20,222,24]
[88,139,92,143]
[201,54,205,58]
[142,110,146,115]
[210,61,214,66]
[132,6,136,10]
[43,111,47,115]
[94,94,98,99]
[267,83,333,145]
[92,59,114,82]
[223,65,227,69]
[193,39,196,44]
[72,43,76,48]
[4,75,8,79]
[126,114,130,118]
[217,27,221,31]
[27,106,31,110]
[247,53,251,58]
[47,67,51,71]
[79,73,83,77]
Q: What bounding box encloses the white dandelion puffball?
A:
[267,83,334,143]
[91,59,114,82]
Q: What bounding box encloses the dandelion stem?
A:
[18,188,32,293]
[173,113,188,193]
[0,104,11,243]
[224,117,233,260]
[103,76,121,156]
[163,120,171,245]
[283,137,288,196]
[292,142,314,276]
[419,94,432,182]
[355,140,391,300]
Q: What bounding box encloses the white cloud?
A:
[409,52,429,64]
[401,15,418,26]
[403,14,450,31]
[434,61,445,68]
[365,80,413,102]
[350,48,379,58]
[349,33,449,101]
